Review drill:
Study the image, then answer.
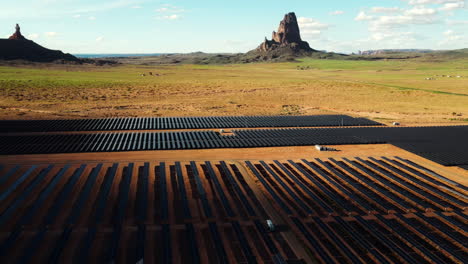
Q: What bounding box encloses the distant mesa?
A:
[0,24,80,63]
[258,12,314,52]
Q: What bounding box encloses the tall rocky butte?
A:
[244,12,317,62]
[0,24,80,62]
[259,12,314,52]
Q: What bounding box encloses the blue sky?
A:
[1,0,467,54]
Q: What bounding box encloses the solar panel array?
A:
[0,161,294,263]
[0,115,382,133]
[1,125,468,167]
[246,157,467,264]
[0,130,380,155]
[0,157,466,263]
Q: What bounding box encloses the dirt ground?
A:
[2,144,466,185]
[1,59,467,126]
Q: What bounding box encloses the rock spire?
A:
[9,24,26,40]
[258,12,313,52]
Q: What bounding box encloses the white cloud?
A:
[131,5,142,9]
[155,5,185,13]
[439,29,463,45]
[156,7,169,12]
[28,33,39,40]
[329,10,344,15]
[444,29,454,35]
[96,36,104,42]
[446,19,468,25]
[371,7,402,13]
[369,15,438,31]
[405,0,463,5]
[439,2,465,11]
[298,17,330,38]
[353,1,456,50]
[405,6,437,16]
[88,16,96,20]
[45,32,58,37]
[159,14,180,20]
[370,31,416,41]
[355,11,374,21]
[366,6,440,32]
[73,14,81,18]
[72,0,146,14]
[155,4,185,20]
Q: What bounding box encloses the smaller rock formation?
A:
[9,24,26,40]
[1,24,81,63]
[0,24,117,65]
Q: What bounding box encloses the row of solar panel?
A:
[0,131,375,155]
[0,115,382,133]
[0,220,295,263]
[2,158,462,221]
[0,162,293,263]
[245,158,466,218]
[291,213,466,264]
[248,157,467,263]
[2,125,468,168]
[0,162,265,229]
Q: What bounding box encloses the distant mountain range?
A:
[358,49,435,55]
[75,53,167,59]
[1,22,466,65]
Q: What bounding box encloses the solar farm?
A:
[1,115,467,264]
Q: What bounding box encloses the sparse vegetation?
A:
[0,56,466,125]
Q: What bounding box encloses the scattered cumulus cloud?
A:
[404,0,463,5]
[96,36,104,42]
[45,32,58,37]
[159,14,180,20]
[298,17,331,38]
[329,10,344,15]
[371,7,402,13]
[72,14,97,21]
[71,0,146,14]
[155,4,185,20]
[363,6,440,32]
[348,0,466,53]
[405,6,437,16]
[439,2,465,11]
[355,11,374,21]
[370,31,417,41]
[27,33,39,40]
[156,7,169,12]
[155,5,185,13]
[439,29,463,45]
[368,15,438,32]
[446,19,468,25]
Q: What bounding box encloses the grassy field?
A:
[0,58,467,125]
